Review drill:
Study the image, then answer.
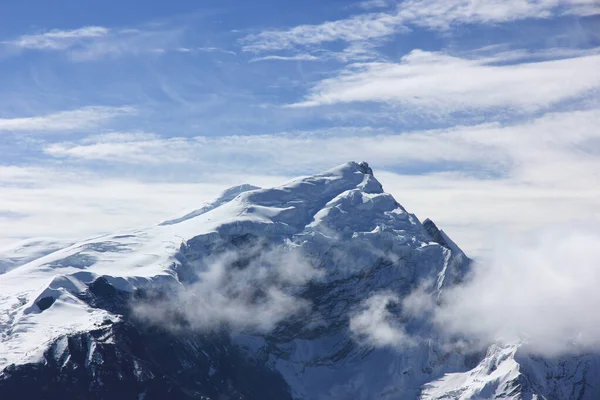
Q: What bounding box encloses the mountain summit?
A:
[0,162,597,399]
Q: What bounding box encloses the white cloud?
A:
[45,127,492,167]
[463,45,600,63]
[241,0,600,53]
[396,0,557,30]
[0,106,136,132]
[7,26,109,50]
[250,54,320,62]
[3,25,183,61]
[133,246,321,333]
[240,11,403,53]
[355,0,390,10]
[377,170,600,256]
[68,28,184,61]
[350,292,416,348]
[41,108,600,256]
[356,228,600,357]
[289,50,600,111]
[0,165,288,247]
[195,47,237,56]
[46,133,194,163]
[43,109,600,180]
[432,229,600,355]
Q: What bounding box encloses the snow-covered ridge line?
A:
[1,161,442,371]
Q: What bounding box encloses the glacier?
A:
[0,161,597,399]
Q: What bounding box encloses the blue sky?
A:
[0,0,599,254]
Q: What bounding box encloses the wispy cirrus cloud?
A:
[240,11,402,53]
[396,0,600,30]
[289,50,600,112]
[0,106,136,132]
[6,26,109,50]
[69,28,184,61]
[241,0,600,53]
[195,47,237,56]
[250,54,320,62]
[2,25,184,61]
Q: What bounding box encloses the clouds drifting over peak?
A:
[435,229,600,356]
[355,228,600,356]
[350,292,416,348]
[36,107,600,255]
[133,245,321,333]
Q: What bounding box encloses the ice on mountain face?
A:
[0,238,73,274]
[422,344,600,400]
[0,161,596,400]
[160,183,261,226]
[421,345,523,400]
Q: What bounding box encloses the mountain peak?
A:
[0,162,480,400]
[325,160,373,177]
[356,161,373,175]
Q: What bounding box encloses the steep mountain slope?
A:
[0,162,597,399]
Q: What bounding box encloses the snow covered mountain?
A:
[0,162,597,399]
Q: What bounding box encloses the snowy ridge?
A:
[0,238,73,275]
[159,183,261,226]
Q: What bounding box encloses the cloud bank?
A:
[436,229,600,356]
[352,229,600,357]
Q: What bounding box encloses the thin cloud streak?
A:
[4,26,109,50]
[250,54,320,62]
[241,0,600,53]
[241,11,402,53]
[355,0,390,10]
[288,50,600,111]
[0,106,136,132]
[2,24,184,61]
